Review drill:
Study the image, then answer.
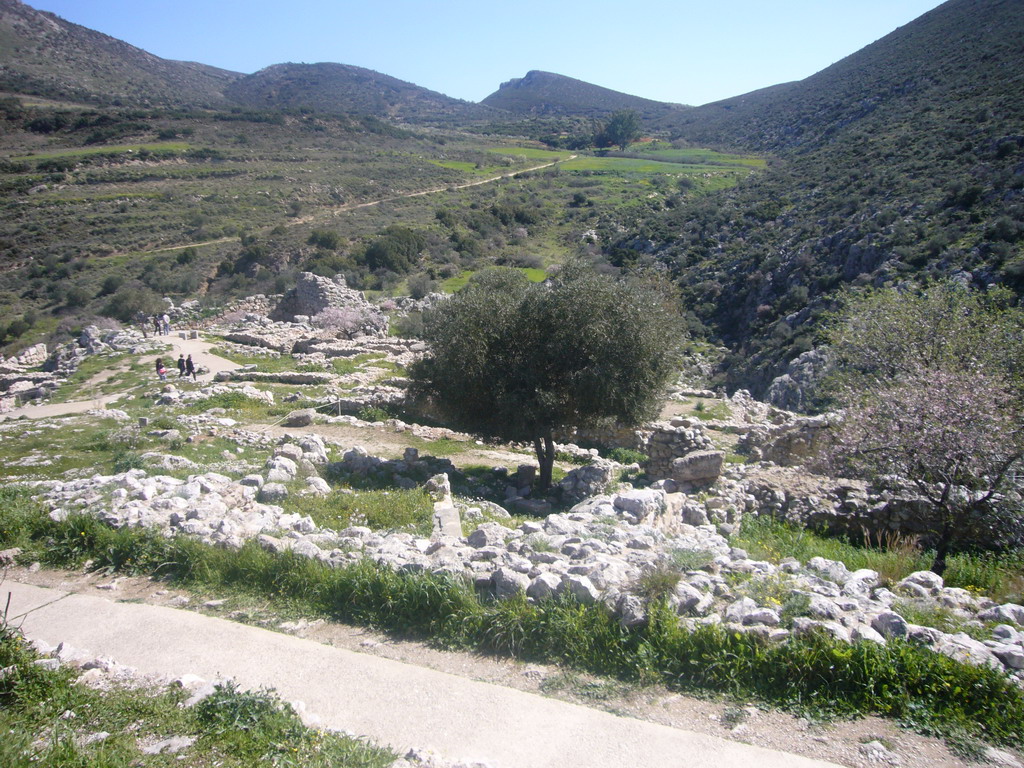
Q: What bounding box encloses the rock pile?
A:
[644,419,718,482]
[270,272,387,337]
[23,437,1024,683]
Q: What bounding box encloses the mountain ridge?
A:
[481,69,686,119]
[0,0,239,107]
[224,61,499,125]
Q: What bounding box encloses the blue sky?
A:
[25,0,946,106]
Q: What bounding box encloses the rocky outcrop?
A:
[738,415,831,466]
[271,272,387,337]
[765,349,832,413]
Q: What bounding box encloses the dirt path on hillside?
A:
[3,565,997,768]
[134,155,576,257]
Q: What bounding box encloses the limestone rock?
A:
[670,451,725,485]
[283,408,317,427]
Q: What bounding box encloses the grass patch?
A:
[484,147,573,161]
[407,435,469,458]
[285,488,434,536]
[606,447,648,465]
[560,156,754,176]
[440,267,547,293]
[11,142,191,161]
[44,351,134,404]
[623,144,767,168]
[690,399,733,421]
[734,516,1024,602]
[0,418,137,480]
[4,486,1024,747]
[180,391,292,421]
[0,621,394,767]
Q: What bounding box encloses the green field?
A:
[626,145,767,168]
[485,146,574,161]
[560,155,755,175]
[441,267,548,293]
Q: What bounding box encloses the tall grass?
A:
[733,515,1024,603]
[3,485,1023,746]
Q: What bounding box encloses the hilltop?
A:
[482,69,685,119]
[0,0,237,107]
[607,0,1024,397]
[225,62,498,126]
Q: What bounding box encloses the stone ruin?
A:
[270,272,387,337]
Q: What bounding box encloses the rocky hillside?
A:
[482,70,685,119]
[0,0,238,107]
[224,62,499,125]
[659,0,1023,151]
[607,0,1024,398]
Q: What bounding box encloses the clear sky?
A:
[23,0,946,107]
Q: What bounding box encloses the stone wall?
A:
[270,272,387,337]
[737,415,831,467]
[643,420,716,481]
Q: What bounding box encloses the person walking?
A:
[177,354,186,378]
[185,354,197,381]
[155,357,167,381]
[161,313,171,335]
[152,315,161,336]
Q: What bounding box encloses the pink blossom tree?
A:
[819,282,1024,573]
[822,366,1023,574]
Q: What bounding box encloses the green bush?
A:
[356,405,393,423]
[607,447,648,465]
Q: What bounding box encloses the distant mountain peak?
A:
[482,70,686,118]
[223,61,498,124]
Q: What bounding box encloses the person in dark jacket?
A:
[177,354,186,378]
[185,354,197,381]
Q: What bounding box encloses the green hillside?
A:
[0,0,238,107]
[607,0,1024,396]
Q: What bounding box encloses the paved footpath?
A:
[5,581,843,768]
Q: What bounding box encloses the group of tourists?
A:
[133,311,173,339]
[152,313,172,336]
[154,353,197,381]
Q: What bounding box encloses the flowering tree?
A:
[819,282,1024,573]
[311,306,369,339]
[822,366,1023,573]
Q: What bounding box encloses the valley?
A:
[1,0,1023,766]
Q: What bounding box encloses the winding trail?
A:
[138,155,575,257]
[5,580,843,768]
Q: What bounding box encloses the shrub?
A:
[607,447,648,465]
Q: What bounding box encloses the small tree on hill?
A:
[595,110,642,151]
[409,263,683,490]
[818,282,1024,573]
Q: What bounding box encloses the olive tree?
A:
[819,282,1024,573]
[595,110,642,151]
[409,263,683,490]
